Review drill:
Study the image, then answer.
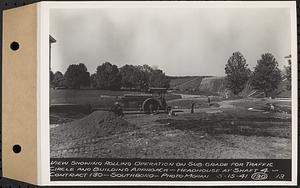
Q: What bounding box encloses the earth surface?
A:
[50,98,292,159]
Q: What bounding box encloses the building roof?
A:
[49,35,56,43]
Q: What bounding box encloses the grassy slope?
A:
[169,76,199,88]
[169,76,291,98]
[199,76,226,93]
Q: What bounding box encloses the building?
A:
[49,35,56,70]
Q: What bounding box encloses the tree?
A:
[50,70,55,88]
[90,73,97,88]
[138,64,170,89]
[64,63,90,89]
[284,58,291,91]
[52,71,65,88]
[139,64,154,74]
[78,63,90,87]
[119,65,148,90]
[225,51,251,95]
[148,69,170,88]
[95,62,122,90]
[251,53,282,97]
[50,70,54,82]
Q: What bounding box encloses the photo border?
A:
[38,1,298,186]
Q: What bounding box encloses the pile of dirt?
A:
[50,111,136,148]
[50,112,87,124]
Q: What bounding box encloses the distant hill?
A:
[199,77,226,93]
[169,76,209,91]
[169,76,199,89]
[168,76,291,98]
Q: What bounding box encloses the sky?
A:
[50,7,291,76]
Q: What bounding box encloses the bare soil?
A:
[50,98,292,159]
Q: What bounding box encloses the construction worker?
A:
[160,95,167,109]
[191,102,195,113]
[269,103,275,111]
[111,102,124,117]
[207,96,211,106]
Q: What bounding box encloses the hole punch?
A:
[10,41,20,51]
[13,144,21,154]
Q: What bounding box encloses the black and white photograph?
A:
[49,3,295,160]
[43,1,298,185]
[0,1,297,186]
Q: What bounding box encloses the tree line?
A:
[50,62,170,91]
[50,52,291,97]
[225,52,291,97]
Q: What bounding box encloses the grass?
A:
[169,76,199,88]
[50,89,181,108]
[50,89,134,106]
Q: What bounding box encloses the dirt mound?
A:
[51,111,136,148]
